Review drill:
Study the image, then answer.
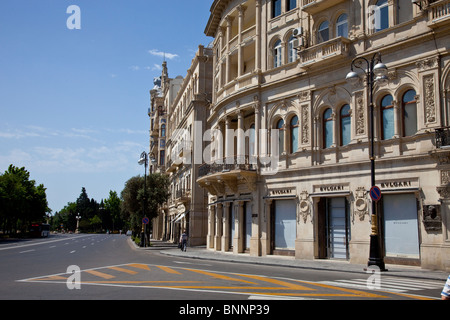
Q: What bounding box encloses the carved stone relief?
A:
[424,74,436,124]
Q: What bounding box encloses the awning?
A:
[174,211,188,223]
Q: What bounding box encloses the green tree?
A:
[121,173,170,237]
[104,190,123,232]
[0,165,49,235]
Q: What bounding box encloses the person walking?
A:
[442,275,450,300]
[179,230,188,252]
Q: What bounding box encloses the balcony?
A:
[301,0,346,14]
[435,127,450,148]
[428,0,450,27]
[197,156,257,195]
[175,189,191,204]
[298,37,351,67]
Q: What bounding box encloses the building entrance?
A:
[318,197,350,259]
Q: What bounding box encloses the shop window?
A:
[290,115,299,153]
[323,108,333,149]
[340,104,351,146]
[381,94,394,140]
[402,89,417,137]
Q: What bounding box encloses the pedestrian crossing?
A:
[318,276,444,293]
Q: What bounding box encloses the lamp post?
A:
[138,151,148,247]
[75,214,81,234]
[346,52,388,271]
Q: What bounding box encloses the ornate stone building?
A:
[152,45,213,245]
[198,0,450,270]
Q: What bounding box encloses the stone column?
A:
[207,205,216,249]
[215,203,223,251]
[222,202,230,252]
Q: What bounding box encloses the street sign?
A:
[370,186,382,202]
[142,217,149,225]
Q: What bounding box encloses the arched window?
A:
[402,89,417,137]
[381,94,394,140]
[340,104,351,146]
[161,124,166,137]
[277,119,285,155]
[273,40,282,68]
[290,115,299,153]
[374,0,389,32]
[288,35,298,63]
[336,13,348,38]
[323,108,333,148]
[318,21,329,43]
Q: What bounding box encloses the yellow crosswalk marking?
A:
[157,265,182,274]
[85,270,115,279]
[128,263,151,271]
[237,274,314,291]
[184,269,257,284]
[108,266,139,275]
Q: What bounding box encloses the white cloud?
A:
[129,65,140,71]
[148,49,179,60]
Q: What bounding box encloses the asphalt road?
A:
[0,233,445,308]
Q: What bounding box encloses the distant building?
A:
[151,46,213,245]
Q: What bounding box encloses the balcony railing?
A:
[198,156,257,178]
[428,0,450,26]
[299,37,350,67]
[301,0,346,14]
[436,127,450,148]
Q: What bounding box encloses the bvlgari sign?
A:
[313,184,350,194]
[379,178,419,190]
[268,188,296,197]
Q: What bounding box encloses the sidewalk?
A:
[135,239,448,282]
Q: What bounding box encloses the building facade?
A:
[198,0,450,271]
[149,61,184,240]
[152,45,214,245]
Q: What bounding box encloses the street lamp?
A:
[346,52,387,271]
[75,214,81,234]
[138,151,148,247]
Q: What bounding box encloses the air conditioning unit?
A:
[293,27,303,37]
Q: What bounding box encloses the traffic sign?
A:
[370,186,382,202]
[142,217,149,225]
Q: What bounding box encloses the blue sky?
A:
[0,0,212,213]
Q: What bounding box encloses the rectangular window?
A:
[160,150,165,166]
[286,0,296,11]
[272,0,282,18]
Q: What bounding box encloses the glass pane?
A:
[318,21,329,43]
[291,116,299,153]
[324,109,333,148]
[375,0,389,32]
[404,103,417,137]
[341,116,351,146]
[337,14,348,38]
[273,0,282,18]
[382,107,394,140]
